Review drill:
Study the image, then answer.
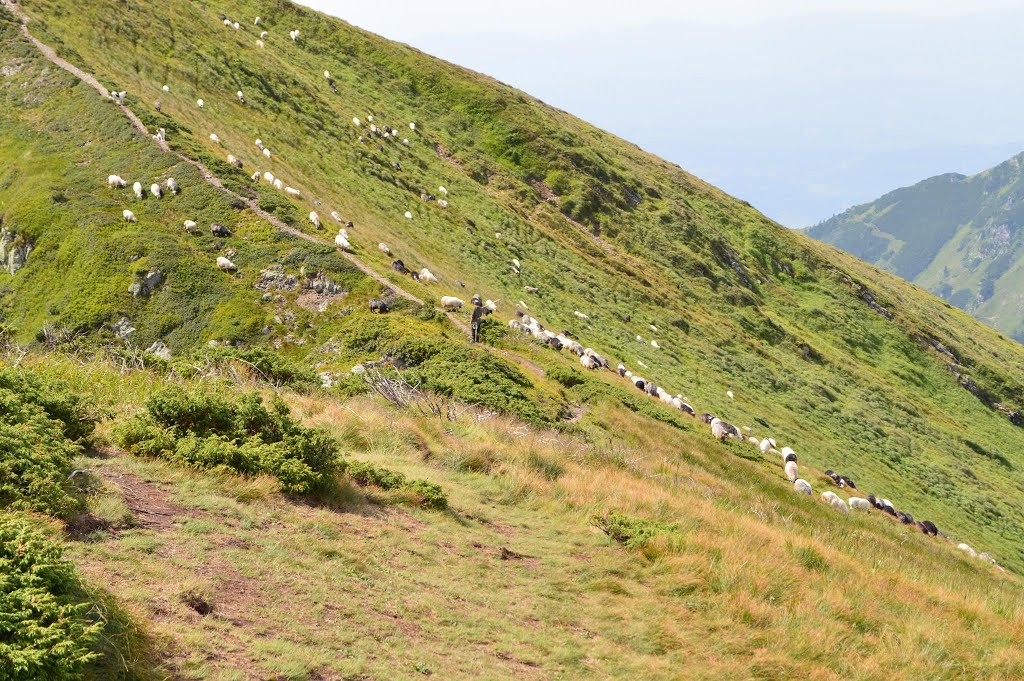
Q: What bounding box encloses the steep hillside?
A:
[2,0,1024,677]
[809,152,1024,341]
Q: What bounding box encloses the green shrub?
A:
[194,347,319,389]
[593,512,675,551]
[404,479,448,510]
[0,515,101,680]
[0,369,96,443]
[113,386,342,494]
[346,460,448,510]
[548,365,587,389]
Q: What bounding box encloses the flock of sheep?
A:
[101,9,1000,571]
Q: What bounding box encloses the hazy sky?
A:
[304,1,1024,226]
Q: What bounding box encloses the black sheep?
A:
[784,452,797,464]
[921,520,939,536]
[211,224,231,237]
[368,298,390,314]
[391,259,408,274]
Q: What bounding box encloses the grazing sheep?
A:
[979,552,995,563]
[132,182,143,199]
[580,355,599,370]
[255,139,264,150]
[154,128,166,142]
[251,171,261,182]
[711,420,731,441]
[419,268,438,283]
[784,452,797,464]
[794,479,812,495]
[254,16,261,24]
[273,178,283,190]
[223,18,232,26]
[324,70,331,79]
[441,296,465,310]
[368,298,389,313]
[617,364,626,377]
[839,476,857,489]
[352,117,361,127]
[958,543,977,558]
[237,91,245,103]
[404,211,413,219]
[651,340,660,349]
[525,286,539,294]
[780,446,795,460]
[784,460,799,482]
[216,256,237,272]
[263,148,272,158]
[574,311,590,320]
[290,29,300,41]
[260,30,268,38]
[154,100,161,112]
[197,98,204,108]
[727,390,734,399]
[403,138,410,146]
[165,178,179,194]
[107,174,127,188]
[512,258,521,269]
[829,496,850,514]
[920,520,939,536]
[409,122,416,131]
[848,497,872,512]
[391,259,408,274]
[211,224,231,237]
[649,324,658,332]
[264,172,275,185]
[438,186,448,195]
[110,90,126,104]
[636,335,644,343]
[162,84,170,92]
[378,243,391,256]
[285,187,301,197]
[335,231,352,251]
[122,209,137,223]
[150,183,162,199]
[256,39,265,48]
[309,212,321,229]
[759,438,777,454]
[233,22,239,30]
[331,212,342,223]
[183,220,198,233]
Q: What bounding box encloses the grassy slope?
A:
[22,354,1024,681]
[7,0,1024,573]
[809,154,1024,340]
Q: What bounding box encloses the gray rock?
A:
[146,339,172,361]
[351,364,366,375]
[0,226,32,275]
[129,269,164,298]
[112,317,136,339]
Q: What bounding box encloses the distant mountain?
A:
[809,153,1024,342]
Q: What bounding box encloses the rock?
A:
[112,317,136,339]
[319,371,339,388]
[351,364,366,375]
[128,269,164,298]
[0,225,32,275]
[146,340,172,361]
[255,265,299,291]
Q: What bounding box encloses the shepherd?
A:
[471,303,490,343]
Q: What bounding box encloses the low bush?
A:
[593,512,675,551]
[347,460,448,510]
[113,386,341,494]
[0,515,101,680]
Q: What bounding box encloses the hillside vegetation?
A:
[1,0,1024,677]
[809,152,1024,341]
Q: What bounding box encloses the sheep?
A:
[223,18,232,26]
[438,185,448,195]
[154,128,166,142]
[110,90,126,104]
[391,259,408,274]
[780,446,796,460]
[216,256,237,272]
[122,209,137,222]
[183,220,198,233]
[255,139,264,150]
[254,16,261,25]
[150,183,162,199]
[285,187,301,197]
[107,174,127,188]
[649,324,658,332]
[290,29,300,41]
[650,340,660,349]
[727,390,735,399]
[233,22,240,30]
[166,178,179,194]
[958,543,977,558]
[227,154,237,165]
[369,298,390,313]
[237,91,245,103]
[794,479,812,495]
[617,363,626,377]
[409,122,416,131]
[264,172,275,185]
[273,178,283,190]
[309,212,321,229]
[154,100,161,112]
[574,311,590,320]
[352,117,361,127]
[784,460,799,482]
[403,138,410,146]
[759,438,777,454]
[132,182,143,199]
[404,211,413,219]
[211,224,231,237]
[197,98,205,108]
[783,451,797,464]
[377,243,391,256]
[711,419,732,441]
[674,399,696,416]
[331,212,342,223]
[848,497,872,512]
[920,520,939,536]
[636,335,644,343]
[438,199,449,209]
[512,258,521,269]
[367,115,374,123]
[256,39,265,48]
[580,355,599,370]
[251,171,262,182]
[420,268,438,283]
[260,30,268,39]
[441,296,464,310]
[829,496,850,514]
[524,286,539,294]
[335,231,352,251]
[162,84,170,92]
[517,300,529,309]
[263,148,272,158]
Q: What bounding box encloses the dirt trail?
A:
[101,469,196,531]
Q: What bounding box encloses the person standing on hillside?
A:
[471,304,489,343]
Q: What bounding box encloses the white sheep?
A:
[759,438,777,454]
[512,258,520,269]
[154,128,166,142]
[227,154,237,165]
[784,460,799,482]
[958,543,977,558]
[484,299,498,312]
[264,172,275,185]
[324,70,331,79]
[132,181,143,199]
[290,29,300,41]
[197,98,204,108]
[794,479,812,495]
[223,18,232,26]
[122,209,137,222]
[335,231,352,251]
[649,324,658,332]
[285,187,301,197]
[209,133,220,144]
[409,122,416,131]
[254,16,261,25]
[256,39,265,48]
[574,311,590,320]
[107,174,127,188]
[251,171,262,182]
[260,30,268,39]
[402,138,410,146]
[440,296,464,310]
[727,390,735,399]
[183,220,198,233]
[780,446,796,461]
[150,183,162,199]
[848,497,872,512]
[309,211,320,228]
[237,90,245,103]
[438,186,448,195]
[263,148,271,158]
[330,211,342,222]
[517,300,528,310]
[273,178,283,190]
[367,115,374,122]
[352,117,361,127]
[162,85,170,92]
[636,335,644,343]
[711,419,731,441]
[233,22,240,30]
[166,178,179,194]
[255,139,264,150]
[109,90,126,104]
[651,340,661,349]
[580,355,599,370]
[438,199,448,209]
[404,211,413,219]
[378,243,391,256]
[419,268,438,283]
[216,256,237,272]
